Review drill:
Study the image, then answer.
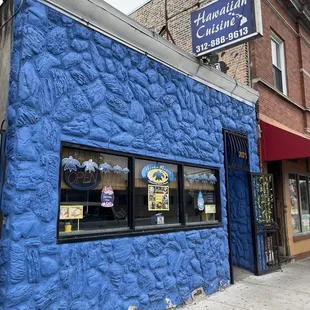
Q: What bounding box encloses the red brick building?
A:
[131,0,310,260]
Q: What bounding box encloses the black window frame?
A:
[57,142,222,244]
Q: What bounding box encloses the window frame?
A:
[270,32,287,95]
[57,142,222,244]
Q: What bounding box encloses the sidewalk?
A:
[181,258,310,310]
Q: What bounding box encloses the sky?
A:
[104,0,149,14]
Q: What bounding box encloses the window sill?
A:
[57,222,224,244]
[59,226,130,237]
[293,233,310,242]
[186,221,219,226]
[135,223,181,231]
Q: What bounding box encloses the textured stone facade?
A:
[0,0,259,309]
[228,170,254,272]
[130,0,249,85]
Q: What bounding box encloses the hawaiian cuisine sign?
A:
[191,0,263,56]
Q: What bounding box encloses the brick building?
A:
[130,0,250,85]
[131,0,310,260]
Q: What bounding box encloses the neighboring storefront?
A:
[0,0,260,309]
[261,121,310,260]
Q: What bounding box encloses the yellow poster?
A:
[148,185,169,211]
[205,204,216,214]
[60,205,84,220]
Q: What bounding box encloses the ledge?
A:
[293,233,310,242]
[57,223,224,244]
[252,78,310,112]
[293,232,310,242]
[38,0,259,107]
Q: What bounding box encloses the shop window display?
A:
[59,147,129,237]
[289,174,310,234]
[58,143,221,242]
[135,159,179,228]
[299,176,310,232]
[184,166,219,224]
[289,174,301,234]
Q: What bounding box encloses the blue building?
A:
[0,0,262,309]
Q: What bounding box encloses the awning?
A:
[261,121,310,161]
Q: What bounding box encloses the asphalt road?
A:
[181,258,310,310]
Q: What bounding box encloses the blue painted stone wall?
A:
[228,170,254,272]
[0,0,259,309]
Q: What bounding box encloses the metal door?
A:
[251,173,281,274]
[224,130,281,282]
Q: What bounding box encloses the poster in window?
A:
[59,205,84,220]
[101,186,114,208]
[148,185,169,211]
[205,204,216,214]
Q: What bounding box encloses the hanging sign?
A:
[141,164,174,185]
[191,0,263,56]
[148,185,169,211]
[64,167,101,191]
[197,191,205,211]
[101,186,114,208]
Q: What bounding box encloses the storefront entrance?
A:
[224,130,281,283]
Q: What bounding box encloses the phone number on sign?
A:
[195,27,249,54]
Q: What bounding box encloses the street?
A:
[181,259,310,310]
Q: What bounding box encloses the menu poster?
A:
[148,185,169,211]
[60,205,84,220]
[205,204,216,214]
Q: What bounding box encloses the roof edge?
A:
[37,0,259,106]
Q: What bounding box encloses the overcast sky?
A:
[104,0,149,14]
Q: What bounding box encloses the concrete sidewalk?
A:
[181,259,310,310]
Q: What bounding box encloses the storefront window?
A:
[59,147,129,237]
[289,174,301,234]
[135,159,179,228]
[299,176,310,232]
[58,143,221,242]
[184,166,219,224]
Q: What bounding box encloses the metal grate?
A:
[224,130,250,171]
[251,173,281,274]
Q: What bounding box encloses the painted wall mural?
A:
[0,0,259,309]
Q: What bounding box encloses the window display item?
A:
[59,205,84,220]
[205,204,216,214]
[101,186,115,207]
[62,156,81,172]
[148,185,169,211]
[197,191,204,211]
[82,159,99,173]
[151,213,165,225]
[99,162,112,173]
